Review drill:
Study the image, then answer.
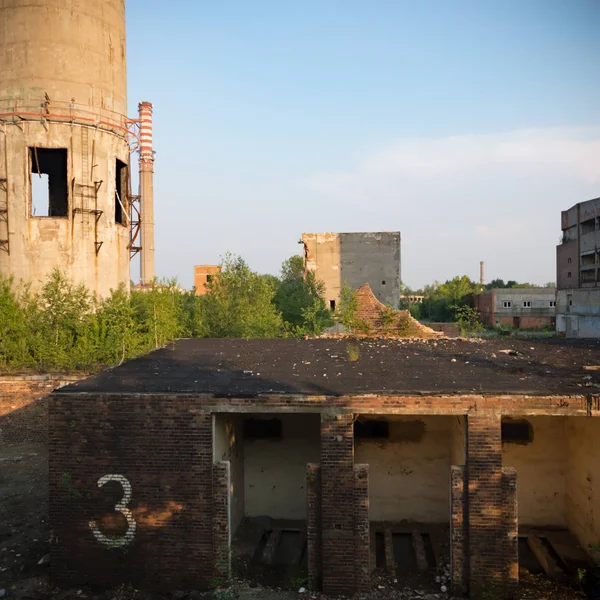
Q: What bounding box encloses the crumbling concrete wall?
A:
[354,416,452,522]
[566,417,600,559]
[302,232,400,309]
[502,416,566,527]
[244,414,319,520]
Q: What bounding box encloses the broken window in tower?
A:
[30,148,68,217]
[115,159,128,226]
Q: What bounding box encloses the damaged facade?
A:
[49,337,600,598]
[556,197,600,338]
[301,231,401,310]
[0,0,154,296]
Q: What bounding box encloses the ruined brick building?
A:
[48,337,600,598]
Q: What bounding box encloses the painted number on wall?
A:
[89,474,136,548]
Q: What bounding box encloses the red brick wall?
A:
[354,464,370,593]
[0,377,80,444]
[213,461,231,581]
[306,463,321,591]
[557,241,578,289]
[476,291,495,327]
[49,397,214,591]
[450,465,467,596]
[320,412,355,595]
[355,284,439,337]
[467,413,517,598]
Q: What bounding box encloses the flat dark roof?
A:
[56,337,600,397]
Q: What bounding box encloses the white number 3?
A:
[89,474,136,548]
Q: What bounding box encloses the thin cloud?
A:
[307,127,600,196]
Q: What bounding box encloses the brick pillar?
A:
[306,463,321,591]
[502,467,519,588]
[193,412,215,588]
[450,465,467,597]
[321,412,355,595]
[467,413,512,598]
[354,464,370,593]
[213,460,231,582]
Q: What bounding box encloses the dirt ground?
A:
[0,442,592,600]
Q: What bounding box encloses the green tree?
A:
[273,255,332,335]
[201,253,283,337]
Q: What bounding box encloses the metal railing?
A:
[0,97,139,147]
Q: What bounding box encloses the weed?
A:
[347,342,360,362]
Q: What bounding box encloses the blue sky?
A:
[126,0,600,289]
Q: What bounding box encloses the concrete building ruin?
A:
[48,337,600,598]
[556,197,600,338]
[476,288,556,330]
[302,231,401,310]
[0,0,155,297]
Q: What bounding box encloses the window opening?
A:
[502,420,533,444]
[244,418,282,440]
[549,301,556,307]
[567,272,572,278]
[330,300,336,311]
[30,148,68,217]
[503,301,512,308]
[382,280,386,285]
[206,274,213,283]
[522,301,531,308]
[115,159,128,225]
[354,419,389,439]
[567,258,572,264]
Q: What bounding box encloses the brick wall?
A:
[306,463,321,591]
[49,396,214,591]
[467,413,518,598]
[450,465,467,596]
[476,291,495,327]
[353,463,370,593]
[320,412,355,595]
[213,461,231,581]
[0,376,80,445]
[355,284,440,337]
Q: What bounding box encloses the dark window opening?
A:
[330,300,336,311]
[206,274,213,283]
[354,419,389,439]
[244,418,282,440]
[567,258,572,264]
[382,280,386,285]
[30,148,67,217]
[115,159,128,225]
[581,218,595,235]
[567,272,572,278]
[502,420,533,444]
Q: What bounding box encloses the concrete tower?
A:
[0,0,132,297]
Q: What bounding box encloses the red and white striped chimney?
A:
[138,101,155,284]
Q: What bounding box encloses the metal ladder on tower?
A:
[0,176,8,254]
[72,127,103,254]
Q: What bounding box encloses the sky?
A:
[125,0,600,290]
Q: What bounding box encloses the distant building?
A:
[301,232,401,310]
[194,265,221,296]
[476,288,556,329]
[400,294,424,304]
[556,197,600,338]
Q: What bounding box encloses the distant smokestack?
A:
[480,261,485,285]
[138,101,155,284]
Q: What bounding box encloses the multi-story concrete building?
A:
[476,288,556,329]
[556,197,600,338]
[0,0,155,296]
[301,231,401,310]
